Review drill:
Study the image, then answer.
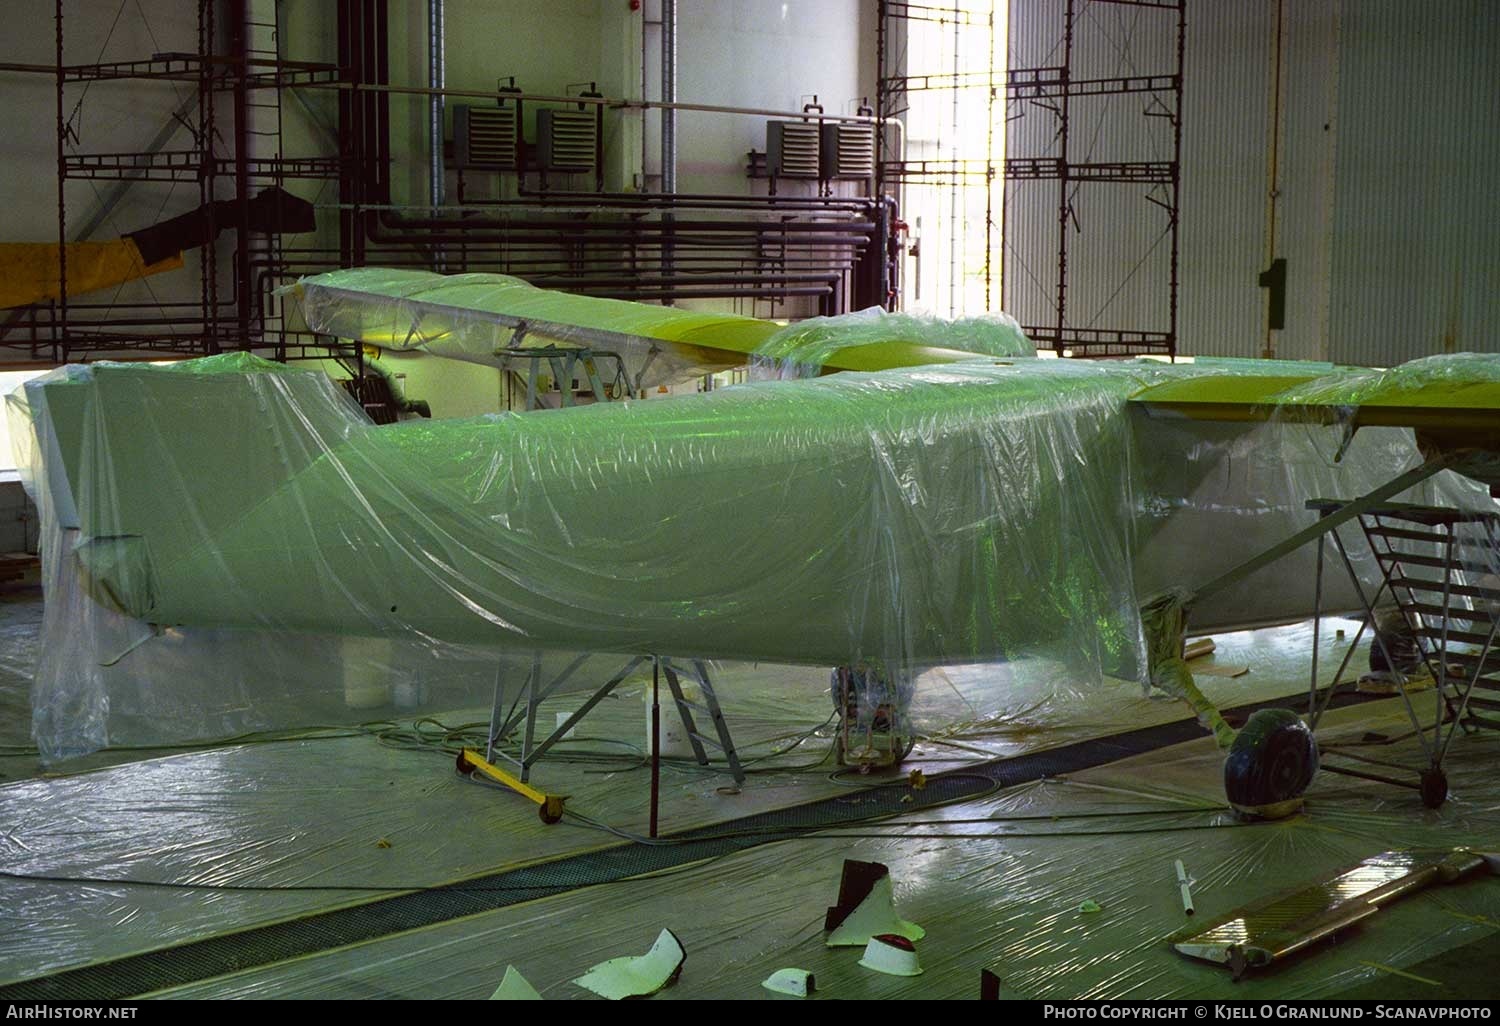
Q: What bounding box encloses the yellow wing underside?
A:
[1129,371,1500,478]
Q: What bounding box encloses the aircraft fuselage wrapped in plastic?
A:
[23,355,1149,678]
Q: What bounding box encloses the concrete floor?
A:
[3,584,1498,1000]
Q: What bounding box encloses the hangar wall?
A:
[1,1,1495,375]
[1004,0,1498,365]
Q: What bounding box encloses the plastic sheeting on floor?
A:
[2,616,1458,1000]
[148,702,1500,1000]
[0,612,1350,990]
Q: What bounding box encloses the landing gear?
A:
[1420,767,1448,809]
[1224,708,1319,819]
[832,665,917,771]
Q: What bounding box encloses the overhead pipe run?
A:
[307,0,894,313]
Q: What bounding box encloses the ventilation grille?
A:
[453,105,518,170]
[537,109,597,172]
[822,123,875,179]
[767,122,822,178]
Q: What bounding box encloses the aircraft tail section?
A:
[10,353,369,618]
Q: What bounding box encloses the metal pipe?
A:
[661,0,677,195]
[371,211,876,233]
[2,59,882,126]
[660,0,677,284]
[451,191,874,211]
[54,0,66,358]
[649,657,661,839]
[427,0,445,211]
[375,0,390,204]
[231,0,252,345]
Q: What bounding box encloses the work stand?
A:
[1305,499,1500,808]
[459,652,745,824]
[495,344,634,410]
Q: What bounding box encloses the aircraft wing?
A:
[1129,357,1500,484]
[291,268,1013,388]
[1130,365,1500,432]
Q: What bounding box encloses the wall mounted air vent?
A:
[821,123,875,179]
[453,105,519,170]
[537,109,598,172]
[766,121,822,178]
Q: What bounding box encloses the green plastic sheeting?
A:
[12,346,1500,762]
[752,307,1033,378]
[292,269,1014,385]
[293,268,782,389]
[29,355,1151,677]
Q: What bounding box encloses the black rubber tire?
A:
[1224,709,1319,812]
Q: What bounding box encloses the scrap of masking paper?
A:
[572,928,686,1000]
[490,965,543,1000]
[827,875,926,947]
[762,968,815,997]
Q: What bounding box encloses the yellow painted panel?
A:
[0,240,184,309]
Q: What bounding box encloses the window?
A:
[0,369,55,480]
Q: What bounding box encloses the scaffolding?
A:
[6,0,348,364]
[1003,0,1185,358]
[875,0,1002,317]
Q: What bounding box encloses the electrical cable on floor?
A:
[0,705,843,771]
[0,723,398,758]
[0,805,1241,895]
[553,771,1003,846]
[809,822,1249,840]
[423,709,843,779]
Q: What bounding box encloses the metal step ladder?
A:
[661,659,746,786]
[1308,499,1500,806]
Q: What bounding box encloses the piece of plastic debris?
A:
[571,928,686,1000]
[825,860,889,930]
[374,838,391,849]
[761,968,816,997]
[827,874,925,947]
[858,933,924,977]
[490,965,543,1000]
[1079,899,1103,914]
[1175,859,1195,916]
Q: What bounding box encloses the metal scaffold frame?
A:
[875,0,1002,315]
[4,0,352,365]
[1003,0,1185,359]
[7,1,906,370]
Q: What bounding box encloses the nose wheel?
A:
[832,665,917,771]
